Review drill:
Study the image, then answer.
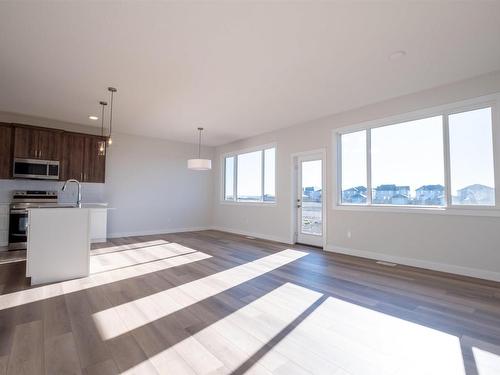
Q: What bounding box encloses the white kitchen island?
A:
[26,207,91,285]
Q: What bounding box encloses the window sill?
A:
[333,204,500,217]
[220,200,277,207]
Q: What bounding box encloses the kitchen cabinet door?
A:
[83,136,106,183]
[60,133,85,181]
[37,129,61,160]
[0,123,12,179]
[13,127,38,159]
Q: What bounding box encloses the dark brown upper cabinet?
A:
[0,123,13,179]
[60,133,106,183]
[13,127,38,159]
[7,124,106,183]
[37,129,61,160]
[13,126,61,160]
[83,136,106,183]
[60,132,86,181]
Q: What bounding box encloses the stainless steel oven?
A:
[8,208,29,247]
[8,191,58,250]
[13,158,60,180]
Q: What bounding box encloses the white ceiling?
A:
[1,2,500,146]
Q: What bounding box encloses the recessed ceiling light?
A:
[389,50,407,60]
[88,115,99,120]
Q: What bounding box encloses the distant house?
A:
[342,186,367,203]
[373,184,410,204]
[391,193,409,205]
[350,193,366,204]
[415,185,444,205]
[457,184,495,205]
[311,189,322,202]
[303,186,315,200]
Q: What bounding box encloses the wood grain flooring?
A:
[0,230,499,374]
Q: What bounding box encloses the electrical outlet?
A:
[347,231,352,239]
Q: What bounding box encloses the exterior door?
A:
[296,154,324,247]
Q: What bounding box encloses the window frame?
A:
[221,143,277,206]
[333,94,500,216]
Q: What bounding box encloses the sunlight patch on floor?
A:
[90,239,170,255]
[120,282,323,375]
[93,249,309,340]
[0,242,210,310]
[251,296,466,375]
[90,242,195,273]
[473,345,500,375]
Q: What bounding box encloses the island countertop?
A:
[25,202,112,209]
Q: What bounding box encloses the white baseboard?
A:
[210,226,293,245]
[110,225,292,245]
[107,226,211,239]
[91,238,107,244]
[326,243,500,283]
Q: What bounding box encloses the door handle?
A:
[297,204,301,208]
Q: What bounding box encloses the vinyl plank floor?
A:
[44,332,82,375]
[6,320,43,375]
[0,230,498,374]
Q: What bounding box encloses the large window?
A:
[449,108,495,206]
[339,103,496,209]
[223,146,276,203]
[371,116,445,206]
[341,130,367,204]
[224,156,235,200]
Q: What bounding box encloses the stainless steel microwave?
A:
[13,158,60,180]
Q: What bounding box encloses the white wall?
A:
[212,70,500,281]
[0,112,214,237]
[104,132,213,237]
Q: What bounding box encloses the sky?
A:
[231,148,275,197]
[341,107,495,196]
[301,160,322,190]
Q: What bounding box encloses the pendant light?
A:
[107,87,117,145]
[98,100,107,156]
[188,127,212,170]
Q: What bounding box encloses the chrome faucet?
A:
[62,179,82,208]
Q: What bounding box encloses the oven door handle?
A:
[10,209,28,214]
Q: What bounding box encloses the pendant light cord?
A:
[198,128,202,158]
[109,90,114,138]
[100,101,107,137]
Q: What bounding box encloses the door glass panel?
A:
[301,159,322,236]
